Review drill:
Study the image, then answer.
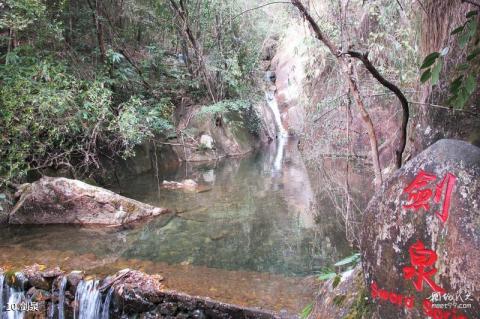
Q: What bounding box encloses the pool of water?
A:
[0,139,372,314]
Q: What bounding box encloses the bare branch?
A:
[291,0,383,188]
[462,0,480,8]
[347,50,409,169]
[224,1,291,26]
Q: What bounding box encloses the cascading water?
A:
[6,288,25,319]
[265,87,288,171]
[100,287,114,319]
[57,276,68,319]
[74,280,102,319]
[0,273,4,318]
[4,273,27,319]
[265,91,288,138]
[48,282,55,319]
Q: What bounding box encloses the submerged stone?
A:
[361,139,480,318]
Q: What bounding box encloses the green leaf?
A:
[467,47,480,61]
[465,74,477,95]
[454,87,470,108]
[431,60,443,85]
[420,52,440,69]
[458,63,470,71]
[300,303,313,319]
[420,69,432,83]
[467,19,478,37]
[450,75,464,94]
[451,26,464,35]
[466,10,478,18]
[334,253,361,267]
[318,272,337,281]
[459,31,471,48]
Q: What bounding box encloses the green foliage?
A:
[196,99,261,136]
[334,253,361,267]
[317,271,337,280]
[317,252,361,284]
[420,9,480,108]
[364,1,418,85]
[0,0,287,184]
[300,302,313,319]
[0,51,173,185]
[0,0,46,31]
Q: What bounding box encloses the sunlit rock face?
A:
[270,24,308,136]
[7,176,170,226]
[361,139,480,318]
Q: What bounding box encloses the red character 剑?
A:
[403,241,446,294]
[403,170,457,223]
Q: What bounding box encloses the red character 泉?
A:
[403,170,457,223]
[403,241,446,294]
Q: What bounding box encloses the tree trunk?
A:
[168,0,217,102]
[291,0,383,189]
[87,0,107,63]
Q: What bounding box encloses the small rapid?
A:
[57,276,68,319]
[74,280,102,319]
[101,287,114,319]
[0,273,4,318]
[265,71,288,172]
[6,288,25,319]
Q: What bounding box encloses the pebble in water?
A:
[74,280,102,319]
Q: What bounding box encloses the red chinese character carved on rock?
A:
[403,170,437,211]
[403,241,446,294]
[434,173,457,223]
[403,170,457,224]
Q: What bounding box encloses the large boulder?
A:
[8,176,170,226]
[361,139,480,318]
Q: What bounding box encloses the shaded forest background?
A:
[1,0,479,189]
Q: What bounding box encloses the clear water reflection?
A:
[0,139,373,313]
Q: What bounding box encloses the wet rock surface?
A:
[7,176,170,226]
[360,139,480,318]
[0,266,283,319]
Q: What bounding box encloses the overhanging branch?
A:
[347,50,409,168]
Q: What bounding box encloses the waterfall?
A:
[0,273,4,318]
[265,91,288,171]
[57,276,67,319]
[273,135,287,171]
[265,91,288,138]
[48,282,55,319]
[7,288,25,319]
[74,280,101,319]
[100,287,114,319]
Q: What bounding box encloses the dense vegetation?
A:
[0,0,287,185]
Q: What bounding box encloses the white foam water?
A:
[6,288,25,319]
[0,273,4,318]
[100,287,114,319]
[57,276,68,319]
[74,280,101,319]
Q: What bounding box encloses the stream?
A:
[0,138,373,315]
